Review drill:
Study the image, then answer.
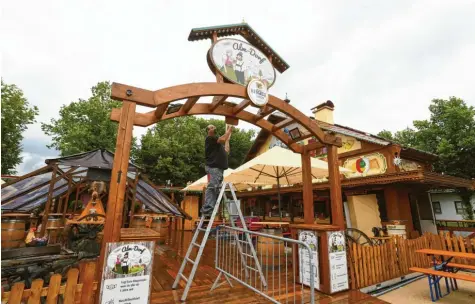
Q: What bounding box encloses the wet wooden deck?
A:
[151,230,387,303]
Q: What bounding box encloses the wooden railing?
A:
[1,261,98,304]
[347,233,475,290]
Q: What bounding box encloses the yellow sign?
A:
[343,153,387,178]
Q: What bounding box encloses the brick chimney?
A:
[311,100,334,124]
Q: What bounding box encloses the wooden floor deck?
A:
[151,230,387,303]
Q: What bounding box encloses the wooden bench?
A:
[410,267,475,302]
[446,262,475,271]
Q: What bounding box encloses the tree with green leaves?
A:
[1,79,39,174]
[41,81,133,156]
[378,97,475,219]
[133,116,254,186]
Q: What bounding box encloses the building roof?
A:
[188,23,289,73]
[245,113,438,162]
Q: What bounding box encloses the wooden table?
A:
[415,249,475,301]
[120,228,162,242]
[253,221,290,228]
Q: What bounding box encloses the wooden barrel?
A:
[46,215,65,241]
[1,218,26,249]
[257,228,286,268]
[130,216,147,228]
[150,217,169,237]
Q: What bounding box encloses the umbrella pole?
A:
[277,178,282,220]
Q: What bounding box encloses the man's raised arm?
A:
[218,126,232,144]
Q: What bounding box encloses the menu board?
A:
[327,231,348,293]
[100,241,155,304]
[298,230,320,289]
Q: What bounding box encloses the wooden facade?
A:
[236,103,474,238]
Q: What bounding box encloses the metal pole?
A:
[277,177,282,220]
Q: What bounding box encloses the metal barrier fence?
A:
[212,225,315,303]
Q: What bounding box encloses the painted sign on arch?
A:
[208,38,276,87]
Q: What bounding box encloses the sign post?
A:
[99,241,155,304]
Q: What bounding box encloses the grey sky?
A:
[3,0,475,175]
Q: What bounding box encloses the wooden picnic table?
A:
[416,249,475,260]
[412,249,475,301]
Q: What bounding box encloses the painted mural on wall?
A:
[342,152,387,178]
[209,38,276,87]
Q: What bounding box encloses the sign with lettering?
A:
[327,231,348,293]
[247,79,269,107]
[100,241,155,304]
[208,38,276,87]
[298,230,320,290]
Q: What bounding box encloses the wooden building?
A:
[237,100,474,238]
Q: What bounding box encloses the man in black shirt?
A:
[200,124,232,215]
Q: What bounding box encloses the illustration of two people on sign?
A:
[222,50,246,85]
[115,252,130,274]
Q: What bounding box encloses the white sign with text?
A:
[327,231,349,293]
[298,230,320,289]
[100,241,155,304]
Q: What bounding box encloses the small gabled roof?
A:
[45,149,140,172]
[188,23,289,73]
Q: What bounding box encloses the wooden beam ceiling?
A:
[209,96,228,111]
[233,99,251,114]
[272,117,294,131]
[181,97,200,113]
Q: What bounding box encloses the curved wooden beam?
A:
[111,82,338,146]
[111,104,302,153]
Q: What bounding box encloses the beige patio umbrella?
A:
[182,169,261,192]
[226,146,352,218]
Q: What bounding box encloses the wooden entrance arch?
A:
[103,81,344,244]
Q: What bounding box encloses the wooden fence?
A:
[1,261,98,304]
[348,232,475,290]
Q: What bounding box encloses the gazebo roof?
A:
[188,22,290,73]
[45,149,140,172]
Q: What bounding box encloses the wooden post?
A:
[96,101,136,299]
[62,174,73,221]
[40,164,58,237]
[127,172,140,227]
[327,145,345,229]
[73,184,81,213]
[301,150,314,224]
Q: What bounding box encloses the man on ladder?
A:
[201,124,232,216]
[173,124,266,302]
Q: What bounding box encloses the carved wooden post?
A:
[96,101,136,299]
[301,150,314,224]
[327,145,345,229]
[40,164,58,237]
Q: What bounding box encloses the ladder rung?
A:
[198,228,207,232]
[192,242,201,247]
[180,273,188,282]
[243,253,253,258]
[186,257,195,265]
[246,266,258,272]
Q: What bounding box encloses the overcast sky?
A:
[3,0,475,175]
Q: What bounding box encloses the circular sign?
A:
[208,38,276,88]
[247,79,269,107]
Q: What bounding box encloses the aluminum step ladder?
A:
[172,182,267,301]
